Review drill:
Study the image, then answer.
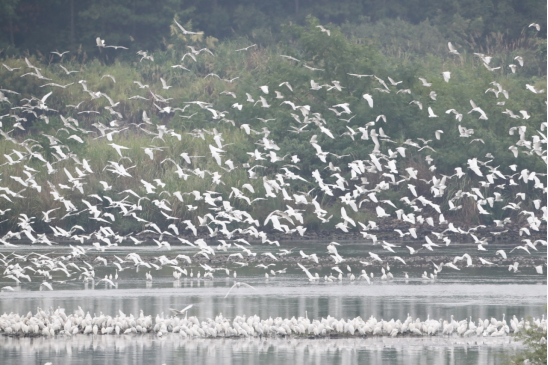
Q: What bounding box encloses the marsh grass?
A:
[0,19,545,235]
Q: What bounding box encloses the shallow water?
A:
[0,242,545,364]
[0,336,523,365]
[0,274,545,321]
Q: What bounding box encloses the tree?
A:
[0,0,20,45]
[77,0,194,53]
[69,0,74,45]
[509,316,547,365]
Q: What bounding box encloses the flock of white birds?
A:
[0,21,546,340]
[0,305,546,339]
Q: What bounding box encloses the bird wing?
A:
[41,91,53,103]
[298,263,314,279]
[180,304,193,313]
[174,20,189,33]
[240,282,257,290]
[224,283,237,298]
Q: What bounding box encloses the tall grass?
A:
[0,20,545,236]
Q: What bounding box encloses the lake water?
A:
[0,242,545,364]
[0,335,523,365]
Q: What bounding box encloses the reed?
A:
[0,21,545,235]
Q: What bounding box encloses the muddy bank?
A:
[63,252,545,270]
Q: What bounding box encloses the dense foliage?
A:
[0,0,546,58]
[0,15,545,234]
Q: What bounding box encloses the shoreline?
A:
[2,223,546,246]
[28,249,545,270]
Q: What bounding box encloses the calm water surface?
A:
[0,336,523,365]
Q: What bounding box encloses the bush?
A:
[509,316,548,365]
